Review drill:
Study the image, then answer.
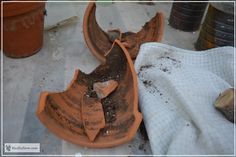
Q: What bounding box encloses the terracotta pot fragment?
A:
[215,88,235,123]
[82,96,105,141]
[36,40,142,148]
[93,80,118,99]
[83,2,164,62]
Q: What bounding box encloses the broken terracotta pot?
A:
[83,2,164,63]
[36,40,142,148]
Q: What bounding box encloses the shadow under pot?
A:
[1,1,46,58]
[169,1,208,32]
[195,4,234,50]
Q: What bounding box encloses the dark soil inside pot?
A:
[77,44,127,123]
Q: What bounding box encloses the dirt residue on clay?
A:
[83,2,164,61]
[102,97,116,123]
[77,44,127,123]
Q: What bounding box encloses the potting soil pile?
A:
[134,43,235,155]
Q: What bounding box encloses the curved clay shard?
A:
[82,96,105,141]
[36,40,142,148]
[83,2,164,63]
[215,88,235,123]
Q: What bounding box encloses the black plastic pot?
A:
[195,4,234,50]
[169,1,208,32]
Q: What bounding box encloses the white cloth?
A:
[134,43,235,155]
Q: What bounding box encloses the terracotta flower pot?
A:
[36,40,142,148]
[1,1,46,58]
[83,2,164,63]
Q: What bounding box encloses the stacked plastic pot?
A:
[169,0,208,32]
[195,3,234,50]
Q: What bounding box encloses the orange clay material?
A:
[83,2,164,63]
[2,1,46,58]
[36,40,142,148]
[93,80,118,99]
[82,96,106,141]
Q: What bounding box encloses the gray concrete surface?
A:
[3,2,202,156]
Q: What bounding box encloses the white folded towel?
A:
[135,43,235,155]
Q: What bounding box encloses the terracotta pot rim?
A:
[3,2,45,17]
[83,2,106,63]
[3,45,43,58]
[153,12,164,42]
